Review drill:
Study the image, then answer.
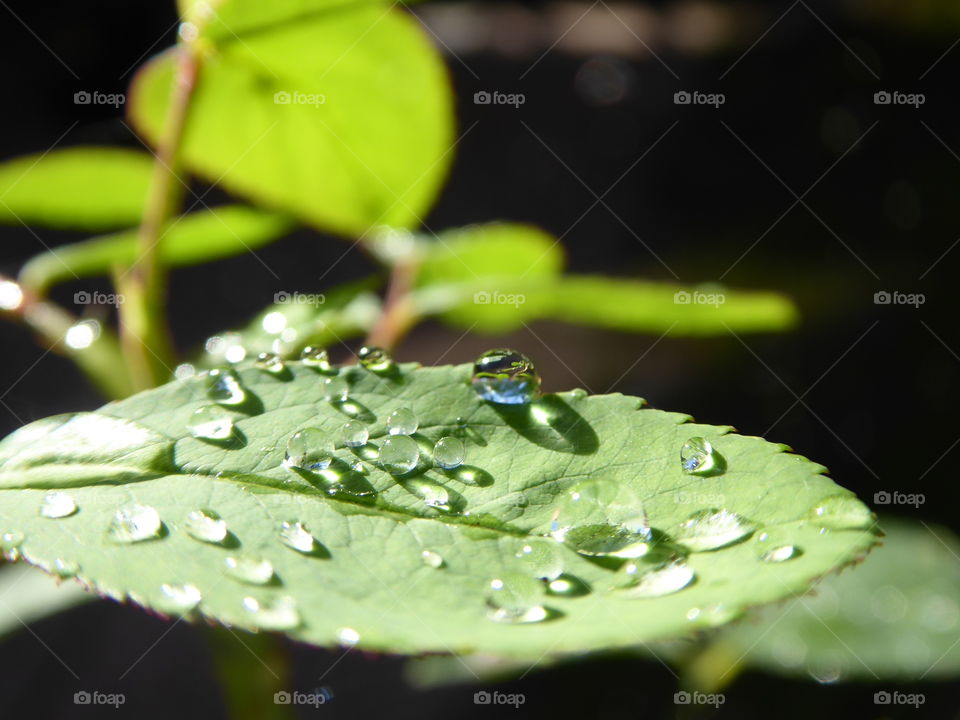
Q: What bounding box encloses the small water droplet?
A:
[514,540,563,580]
[675,509,755,551]
[283,428,332,471]
[686,607,701,621]
[242,596,300,630]
[351,461,368,475]
[255,352,285,373]
[188,405,234,440]
[760,544,799,563]
[379,436,420,474]
[225,556,274,585]
[279,521,316,554]
[810,495,874,530]
[0,530,24,551]
[338,421,369,448]
[486,573,548,624]
[40,492,77,519]
[322,375,349,403]
[159,583,202,613]
[357,346,393,372]
[471,349,540,404]
[110,504,162,543]
[300,346,332,371]
[52,557,79,577]
[616,561,695,598]
[680,436,721,474]
[184,510,227,544]
[433,436,466,469]
[386,408,418,436]
[206,368,245,405]
[337,626,360,645]
[421,549,444,568]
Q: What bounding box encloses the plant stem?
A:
[364,257,419,350]
[204,627,295,720]
[120,44,200,389]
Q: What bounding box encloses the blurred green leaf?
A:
[0,562,93,637]
[130,5,453,237]
[19,206,294,293]
[0,147,153,230]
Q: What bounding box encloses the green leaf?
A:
[0,361,877,658]
[0,147,153,230]
[19,206,294,293]
[129,5,454,237]
[722,517,960,681]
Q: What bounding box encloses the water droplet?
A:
[471,349,540,404]
[407,479,450,510]
[52,557,79,577]
[616,561,695,598]
[433,436,466,469]
[379,436,420,474]
[337,626,360,645]
[0,530,24,551]
[242,596,300,630]
[159,583,202,613]
[551,479,650,558]
[338,421,369,448]
[680,436,721,475]
[188,405,233,440]
[686,607,701,621]
[514,540,563,580]
[351,461,368,475]
[300,346,332,371]
[486,573,548,624]
[675,509,755,551]
[225,556,274,585]
[40,492,77,519]
[174,363,196,380]
[760,544,799,563]
[255,352,285,373]
[110,504,162,543]
[810,495,874,530]
[357,345,393,372]
[206,368,245,405]
[421,549,444,568]
[322,375,349,403]
[283,428,332,471]
[279,521,316,554]
[386,408,418,436]
[184,510,227,544]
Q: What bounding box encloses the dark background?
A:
[0,0,957,717]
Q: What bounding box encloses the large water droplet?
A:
[357,346,393,372]
[810,496,874,530]
[184,510,228,544]
[207,368,245,405]
[551,479,650,558]
[337,627,361,645]
[760,544,799,563]
[486,573,548,624]
[254,352,285,374]
[322,375,350,403]
[386,408,418,436]
[471,349,540,405]
[379,436,420,474]
[159,583,202,613]
[40,492,77,519]
[110,504,162,543]
[433,436,466,469]
[300,346,332,371]
[283,428,332,471]
[279,521,316,554]
[421,549,444,568]
[616,561,695,598]
[514,540,563,580]
[338,421,369,448]
[675,509,755,551]
[225,556,274,585]
[680,436,722,475]
[242,596,300,630]
[188,405,234,440]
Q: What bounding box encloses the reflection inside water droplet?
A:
[471,349,540,405]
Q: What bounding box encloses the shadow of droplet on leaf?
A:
[442,465,494,487]
[334,399,376,423]
[490,395,598,455]
[195,428,248,450]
